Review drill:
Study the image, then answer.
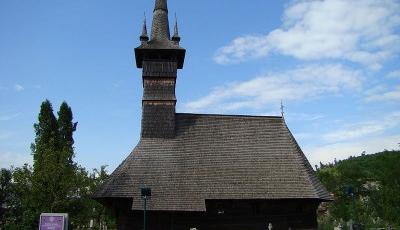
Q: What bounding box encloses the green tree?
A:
[317,150,400,228]
[55,102,78,211]
[68,166,116,228]
[89,166,116,228]
[58,102,77,165]
[30,100,80,219]
[2,165,36,229]
[31,100,61,214]
[0,100,116,229]
[0,168,12,206]
[0,168,12,223]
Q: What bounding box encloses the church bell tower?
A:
[134,0,185,139]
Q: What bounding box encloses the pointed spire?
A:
[140,13,149,43]
[154,0,168,12]
[173,13,179,36]
[151,0,170,41]
[172,13,181,43]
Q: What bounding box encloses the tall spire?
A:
[140,13,149,44]
[154,0,168,11]
[151,0,170,41]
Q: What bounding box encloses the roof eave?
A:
[134,46,186,69]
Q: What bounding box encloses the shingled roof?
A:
[94,113,333,212]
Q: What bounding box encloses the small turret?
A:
[171,14,181,44]
[139,15,149,44]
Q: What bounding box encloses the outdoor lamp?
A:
[141,188,152,198]
[141,188,151,230]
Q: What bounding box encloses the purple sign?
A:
[39,215,64,230]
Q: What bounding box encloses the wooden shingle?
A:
[94,113,333,211]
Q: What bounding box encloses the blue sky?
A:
[1,0,399,171]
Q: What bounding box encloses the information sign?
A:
[39,213,68,230]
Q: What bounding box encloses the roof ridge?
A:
[176,113,283,119]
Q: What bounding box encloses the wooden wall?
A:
[108,199,320,230]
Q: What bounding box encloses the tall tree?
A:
[31,100,60,213]
[1,100,117,229]
[32,100,59,174]
[58,102,77,164]
[31,100,79,215]
[56,102,77,209]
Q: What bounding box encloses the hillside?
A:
[316,150,400,229]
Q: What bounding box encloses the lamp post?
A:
[141,188,151,230]
[345,185,360,230]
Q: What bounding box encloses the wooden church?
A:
[94,0,333,229]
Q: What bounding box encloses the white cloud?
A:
[0,131,14,141]
[287,112,325,121]
[323,123,386,142]
[322,112,400,142]
[214,0,400,68]
[294,132,314,141]
[387,69,400,79]
[0,113,21,121]
[0,151,32,168]
[183,64,362,113]
[302,112,400,165]
[14,84,24,92]
[365,85,400,101]
[305,135,400,166]
[213,35,272,64]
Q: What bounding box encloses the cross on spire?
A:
[280,100,285,117]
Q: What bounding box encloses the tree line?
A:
[0,100,115,229]
[317,150,400,229]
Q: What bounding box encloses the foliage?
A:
[0,100,115,229]
[68,165,116,228]
[31,100,66,215]
[0,169,12,224]
[2,165,36,229]
[317,150,400,228]
[0,169,12,208]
